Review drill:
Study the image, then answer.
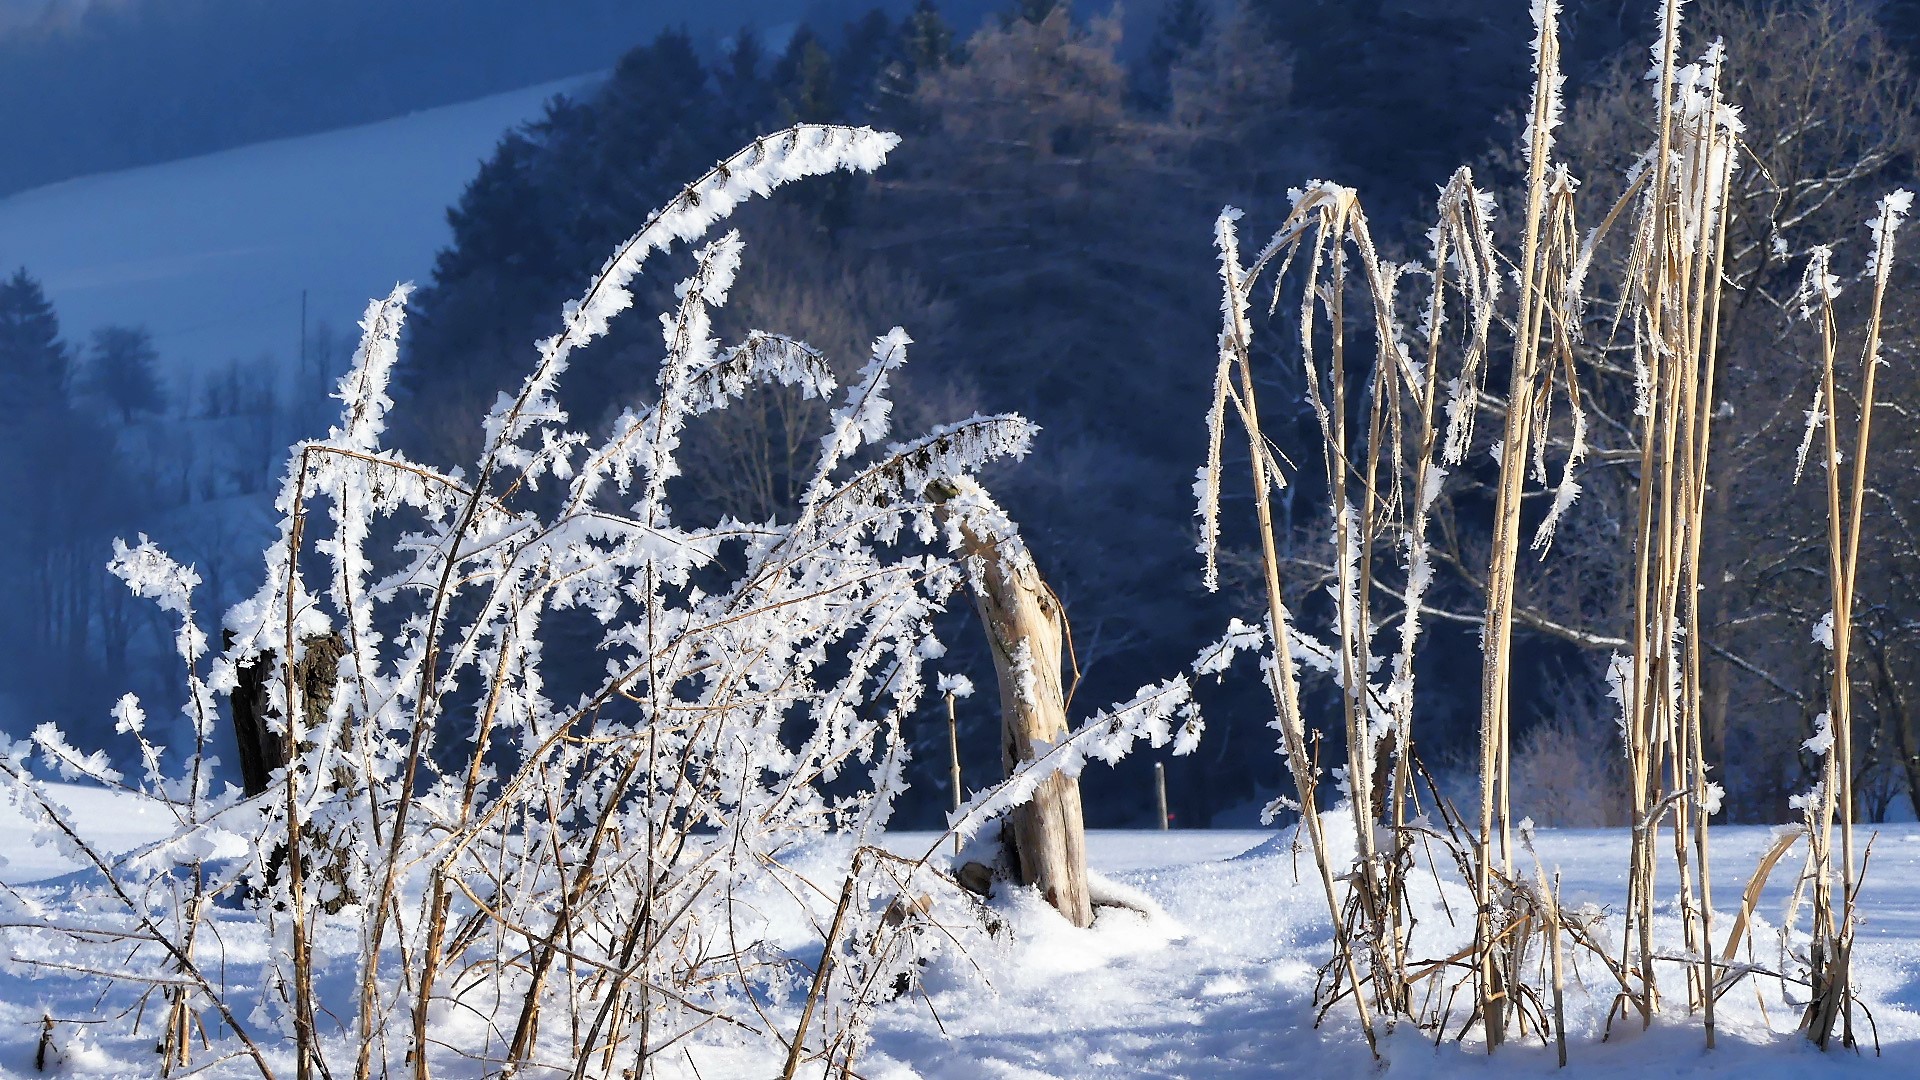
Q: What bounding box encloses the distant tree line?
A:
[392,0,1678,827]
[0,266,353,753]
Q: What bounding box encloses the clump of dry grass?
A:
[1200,0,1902,1058]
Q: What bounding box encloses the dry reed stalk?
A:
[1199,0,1801,1058]
[1722,831,1798,968]
[1212,204,1379,1053]
[1205,155,1507,1042]
[1203,15,1570,1040]
[1800,187,1911,1047]
[1596,3,1744,1041]
[1473,4,1589,1045]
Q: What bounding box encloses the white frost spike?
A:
[1812,610,1835,651]
[1863,188,1914,376]
[1700,781,1725,817]
[112,694,146,736]
[1869,189,1915,255]
[1605,652,1635,749]
[1647,0,1689,86]
[1804,711,1834,757]
[1201,206,1249,593]
[1794,385,1824,485]
[332,285,412,453]
[110,535,220,755]
[481,125,901,459]
[1420,463,1448,515]
[1194,618,1267,677]
[635,232,745,527]
[808,327,911,501]
[1530,389,1587,553]
[1522,0,1566,171]
[1791,245,1841,322]
[109,535,200,621]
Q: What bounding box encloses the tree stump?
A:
[228,632,344,796]
[227,632,349,903]
[934,480,1094,928]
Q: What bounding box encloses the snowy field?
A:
[0,785,1915,1077]
[0,75,589,385]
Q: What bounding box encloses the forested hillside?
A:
[391,0,1920,826]
[10,0,1920,831]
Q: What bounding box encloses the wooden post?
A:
[946,689,963,856]
[933,480,1094,928]
[1155,762,1169,830]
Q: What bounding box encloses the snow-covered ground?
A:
[0,75,590,387]
[1,785,1915,1077]
[853,827,1920,1079]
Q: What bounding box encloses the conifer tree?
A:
[875,0,959,133]
[900,0,959,73]
[835,9,899,120]
[715,27,778,144]
[1005,0,1061,28]
[0,267,69,416]
[775,27,840,124]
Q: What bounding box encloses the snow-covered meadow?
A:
[1,788,1915,1078]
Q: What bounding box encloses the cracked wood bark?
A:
[228,632,349,902]
[229,632,344,796]
[936,482,1093,928]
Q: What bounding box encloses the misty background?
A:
[6,0,1920,829]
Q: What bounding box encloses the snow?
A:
[3,792,1918,1077]
[856,824,1920,1079]
[0,75,591,385]
[0,781,172,884]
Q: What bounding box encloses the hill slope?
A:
[0,75,591,390]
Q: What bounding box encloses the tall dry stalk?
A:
[1195,0,1898,1059]
[1207,203,1378,1052]
[1605,4,1743,1038]
[1793,188,1912,1047]
[1201,3,1589,1048]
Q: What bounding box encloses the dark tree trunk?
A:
[1874,648,1920,821]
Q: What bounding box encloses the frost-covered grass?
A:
[0,123,1211,1080]
[2,795,1916,1077]
[2,0,1912,1071]
[1198,0,1905,1050]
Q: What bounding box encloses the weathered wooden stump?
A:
[228,632,345,797]
[227,632,350,904]
[934,480,1093,928]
